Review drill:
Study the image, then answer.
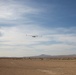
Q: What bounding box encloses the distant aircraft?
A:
[26,34,50,38]
[26,34,40,38]
[31,35,38,38]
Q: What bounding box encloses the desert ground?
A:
[0,58,76,75]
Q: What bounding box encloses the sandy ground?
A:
[0,59,76,75]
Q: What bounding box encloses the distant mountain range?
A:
[0,54,76,59]
[30,54,76,58]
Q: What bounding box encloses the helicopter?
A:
[31,35,38,38]
[26,34,51,38]
[26,34,41,38]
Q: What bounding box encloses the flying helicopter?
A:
[31,35,38,38]
[26,34,41,38]
[26,34,51,38]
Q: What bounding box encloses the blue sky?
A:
[0,0,76,57]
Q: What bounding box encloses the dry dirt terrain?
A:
[0,59,76,75]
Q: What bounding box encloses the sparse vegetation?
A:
[0,58,76,75]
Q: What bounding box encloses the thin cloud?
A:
[0,25,76,56]
[0,0,40,20]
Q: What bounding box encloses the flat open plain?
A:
[0,59,76,75]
